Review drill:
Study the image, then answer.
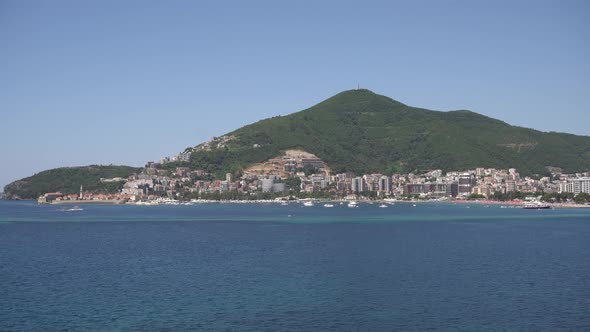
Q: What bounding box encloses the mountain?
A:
[188,89,590,177]
[5,90,589,199]
[3,165,141,199]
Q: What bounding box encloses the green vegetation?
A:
[541,192,574,203]
[574,192,590,204]
[541,192,589,204]
[282,176,301,190]
[189,89,590,177]
[492,191,544,201]
[468,194,486,200]
[3,165,141,199]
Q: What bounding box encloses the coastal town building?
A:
[37,192,63,204]
[559,177,590,195]
[379,175,391,194]
[351,177,365,193]
[458,173,475,196]
[35,153,589,204]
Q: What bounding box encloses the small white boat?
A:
[412,204,417,207]
[303,201,314,207]
[65,206,83,211]
[323,203,334,208]
[281,202,289,206]
[523,202,551,209]
[378,204,388,208]
[347,201,358,208]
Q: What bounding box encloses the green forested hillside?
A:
[189,89,590,177]
[3,165,141,199]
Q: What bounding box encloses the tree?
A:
[574,192,589,204]
[283,176,301,191]
[468,194,485,200]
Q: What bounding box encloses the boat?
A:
[281,202,289,206]
[378,204,387,208]
[323,203,334,208]
[347,201,358,208]
[303,201,314,207]
[65,206,83,211]
[523,202,551,209]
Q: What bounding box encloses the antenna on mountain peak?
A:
[357,83,360,90]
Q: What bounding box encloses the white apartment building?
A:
[559,177,590,194]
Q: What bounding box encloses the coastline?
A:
[6,197,589,208]
[449,199,590,209]
[42,199,126,205]
[125,198,590,209]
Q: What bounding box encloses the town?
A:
[37,149,590,206]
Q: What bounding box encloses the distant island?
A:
[3,90,590,205]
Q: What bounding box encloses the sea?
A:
[1,200,589,331]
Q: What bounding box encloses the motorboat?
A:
[523,202,551,209]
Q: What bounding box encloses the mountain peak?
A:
[189,90,590,177]
[334,88,386,98]
[319,89,407,109]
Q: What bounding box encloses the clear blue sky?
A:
[1,0,589,189]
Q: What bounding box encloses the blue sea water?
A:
[1,200,589,331]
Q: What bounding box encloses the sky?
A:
[1,0,589,190]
